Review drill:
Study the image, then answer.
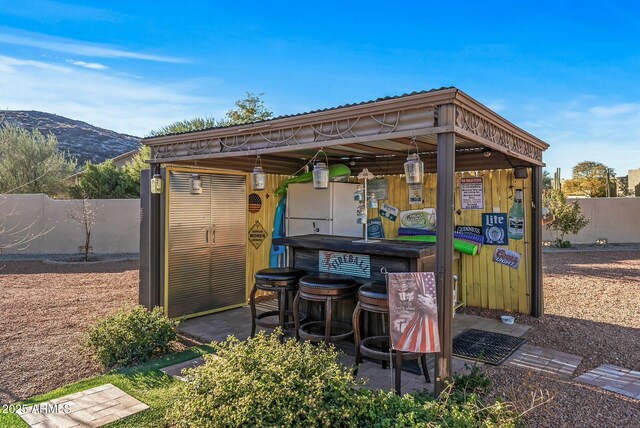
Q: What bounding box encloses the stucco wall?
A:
[543,197,640,244]
[0,194,139,254]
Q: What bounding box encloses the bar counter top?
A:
[272,234,437,258]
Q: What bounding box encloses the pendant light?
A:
[404,137,423,184]
[251,155,266,190]
[150,164,162,194]
[312,150,329,189]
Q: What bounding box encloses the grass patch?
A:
[0,344,213,428]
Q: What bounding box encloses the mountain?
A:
[0,110,141,166]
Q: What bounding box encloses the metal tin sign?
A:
[460,177,484,209]
[248,193,262,214]
[248,220,268,249]
[400,208,436,230]
[388,272,440,353]
[367,178,388,200]
[455,225,483,236]
[319,250,370,278]
[379,202,399,221]
[408,183,423,205]
[494,247,521,269]
[482,213,508,245]
[367,218,385,238]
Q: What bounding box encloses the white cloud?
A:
[0,54,224,137]
[66,60,109,70]
[0,28,185,63]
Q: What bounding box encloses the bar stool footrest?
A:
[361,336,423,361]
[256,310,307,330]
[299,321,353,342]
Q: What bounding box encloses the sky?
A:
[0,0,638,178]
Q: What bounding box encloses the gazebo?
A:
[140,87,549,393]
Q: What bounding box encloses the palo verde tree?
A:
[543,189,590,247]
[148,92,273,137]
[562,161,615,197]
[0,123,76,196]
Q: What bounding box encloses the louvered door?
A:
[166,170,246,318]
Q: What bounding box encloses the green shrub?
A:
[87,305,178,368]
[167,331,519,427]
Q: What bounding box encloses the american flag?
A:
[248,193,262,213]
[388,272,440,353]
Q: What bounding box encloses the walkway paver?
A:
[16,384,148,428]
[575,364,640,400]
[504,344,582,378]
[161,356,207,381]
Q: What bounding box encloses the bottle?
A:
[508,189,524,240]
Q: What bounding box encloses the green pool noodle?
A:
[395,234,478,256]
[274,164,352,195]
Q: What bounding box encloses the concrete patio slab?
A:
[16,384,148,428]
[505,344,582,378]
[575,364,640,400]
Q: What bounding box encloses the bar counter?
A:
[273,234,440,282]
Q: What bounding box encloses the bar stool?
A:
[293,273,358,344]
[250,267,306,337]
[352,281,431,394]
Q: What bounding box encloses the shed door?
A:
[166,171,246,318]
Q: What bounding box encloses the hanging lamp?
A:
[404,137,424,184]
[150,164,162,194]
[251,155,266,190]
[312,150,329,189]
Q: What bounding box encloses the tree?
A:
[122,145,151,195]
[0,124,76,196]
[562,161,615,197]
[147,92,273,137]
[543,189,590,247]
[219,92,273,126]
[70,161,138,199]
[66,195,100,261]
[147,117,217,137]
[542,170,552,190]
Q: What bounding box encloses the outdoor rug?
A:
[453,329,526,365]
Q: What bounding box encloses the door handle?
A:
[205,228,209,244]
[211,225,216,243]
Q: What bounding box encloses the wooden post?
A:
[531,166,544,317]
[434,104,456,395]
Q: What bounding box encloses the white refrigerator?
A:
[286,182,363,237]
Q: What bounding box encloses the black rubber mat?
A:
[453,329,525,365]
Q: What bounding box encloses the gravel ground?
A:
[0,259,139,404]
[460,251,640,427]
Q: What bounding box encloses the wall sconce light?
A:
[542,240,553,247]
[251,155,266,190]
[595,238,608,245]
[312,150,329,189]
[404,137,423,184]
[150,165,162,194]
[514,166,528,179]
[190,174,202,194]
[482,147,493,158]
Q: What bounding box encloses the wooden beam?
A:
[434,105,455,396]
[531,166,544,317]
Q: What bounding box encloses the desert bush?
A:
[543,189,589,247]
[167,331,519,427]
[87,305,178,368]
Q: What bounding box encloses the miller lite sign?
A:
[482,213,508,245]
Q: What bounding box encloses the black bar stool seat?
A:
[294,273,358,344]
[352,281,431,394]
[250,267,306,337]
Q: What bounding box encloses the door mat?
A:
[453,329,525,365]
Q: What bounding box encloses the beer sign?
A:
[494,247,521,269]
[482,213,508,245]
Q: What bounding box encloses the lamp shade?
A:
[150,173,162,194]
[404,153,424,184]
[251,166,266,190]
[313,162,329,189]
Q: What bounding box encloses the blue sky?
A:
[0,0,638,177]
